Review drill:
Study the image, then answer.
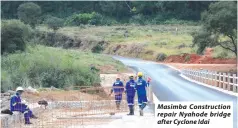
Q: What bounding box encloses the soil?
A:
[10,88,128,128]
[164,48,237,64]
[21,90,106,103]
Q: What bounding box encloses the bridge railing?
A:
[181,69,238,93]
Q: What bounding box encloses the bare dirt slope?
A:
[164,48,236,64]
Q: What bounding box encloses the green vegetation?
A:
[65,12,105,26]
[43,25,198,60]
[1,1,237,91]
[2,1,212,25]
[17,2,41,28]
[1,20,32,54]
[45,16,64,32]
[156,53,167,62]
[1,45,126,92]
[192,1,237,57]
[184,55,191,62]
[42,24,235,60]
[212,47,236,59]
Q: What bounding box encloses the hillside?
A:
[37,25,236,63]
[1,45,127,92]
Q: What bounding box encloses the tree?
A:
[17,2,41,28]
[192,29,217,54]
[1,20,32,54]
[45,16,64,32]
[192,1,237,56]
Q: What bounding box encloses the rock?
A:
[1,109,13,115]
[177,43,186,49]
[1,100,10,109]
[109,112,115,115]
[50,86,59,91]
[25,86,39,94]
[3,93,10,96]
[7,90,15,95]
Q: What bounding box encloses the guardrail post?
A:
[192,70,194,80]
[197,70,199,82]
[233,74,237,93]
[200,70,202,83]
[202,70,205,83]
[195,70,197,81]
[206,70,209,84]
[210,71,212,85]
[199,70,202,82]
[211,71,214,85]
[223,73,226,90]
[213,71,217,86]
[190,69,192,79]
[193,70,196,80]
[189,69,192,79]
[227,73,231,91]
[219,72,222,88]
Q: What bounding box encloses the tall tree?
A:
[45,16,64,32]
[17,2,41,28]
[193,1,237,56]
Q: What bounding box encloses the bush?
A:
[215,52,228,59]
[129,14,145,25]
[91,43,104,53]
[184,55,190,62]
[1,20,32,54]
[17,2,41,28]
[34,31,80,48]
[65,12,104,26]
[45,16,64,31]
[145,50,154,55]
[101,17,118,25]
[1,45,101,91]
[156,53,167,61]
[89,13,103,25]
[212,46,235,59]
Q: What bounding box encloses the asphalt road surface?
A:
[113,56,237,128]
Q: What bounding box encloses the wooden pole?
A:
[223,73,226,90]
[233,74,237,93]
[214,71,217,86]
[227,73,231,91]
[219,72,222,88]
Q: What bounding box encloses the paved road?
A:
[113,56,237,128]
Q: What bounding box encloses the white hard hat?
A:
[16,87,24,91]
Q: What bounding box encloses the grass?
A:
[1,44,126,92]
[37,24,235,60]
[212,46,236,59]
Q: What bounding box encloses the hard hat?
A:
[137,72,143,77]
[16,87,24,91]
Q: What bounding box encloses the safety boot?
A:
[127,108,132,115]
[127,106,134,115]
[131,107,134,115]
[139,109,143,116]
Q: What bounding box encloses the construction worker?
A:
[125,75,136,115]
[135,72,148,116]
[10,87,37,124]
[110,77,124,110]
